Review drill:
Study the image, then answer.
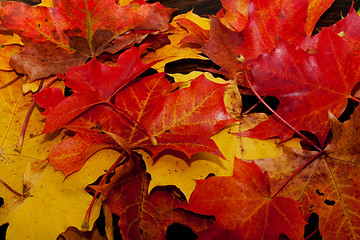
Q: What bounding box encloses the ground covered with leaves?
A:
[0,0,360,239]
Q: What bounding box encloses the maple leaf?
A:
[48,71,235,175]
[242,108,360,239]
[202,0,335,83]
[104,155,213,240]
[0,139,118,240]
[240,28,360,145]
[181,158,307,240]
[202,0,309,80]
[0,0,173,80]
[35,46,154,134]
[296,107,360,239]
[0,72,44,151]
[116,74,234,158]
[263,108,360,239]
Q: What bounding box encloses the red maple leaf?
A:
[203,0,310,80]
[44,64,235,174]
[202,0,335,83]
[239,28,360,145]
[0,0,173,80]
[35,46,155,134]
[180,159,307,240]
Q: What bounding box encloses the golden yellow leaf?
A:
[0,71,45,150]
[0,147,118,240]
[140,150,233,200]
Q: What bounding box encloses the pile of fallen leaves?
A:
[0,0,360,239]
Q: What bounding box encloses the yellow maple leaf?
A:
[140,150,233,200]
[0,143,118,240]
[0,71,43,150]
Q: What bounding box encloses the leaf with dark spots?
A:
[260,107,360,240]
[324,199,336,206]
[316,189,324,196]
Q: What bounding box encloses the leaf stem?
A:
[81,151,126,229]
[242,63,322,152]
[15,76,59,152]
[348,95,360,104]
[304,228,320,240]
[0,177,23,197]
[15,99,36,153]
[271,149,325,198]
[242,96,267,115]
[0,75,23,89]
